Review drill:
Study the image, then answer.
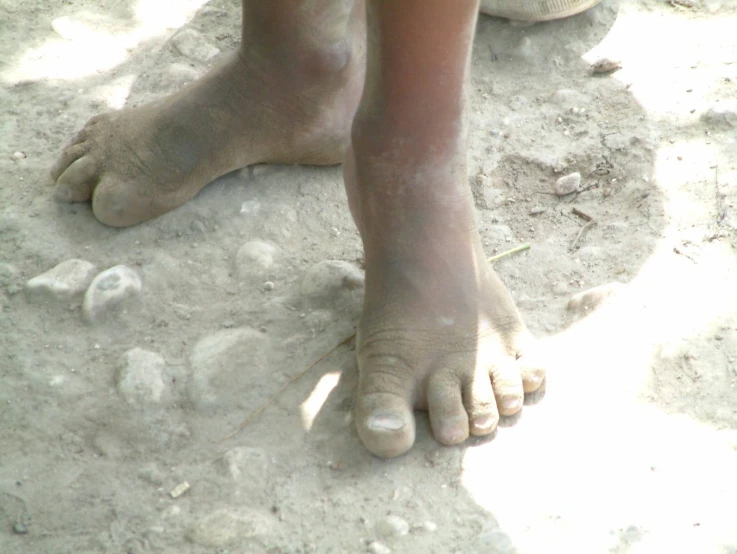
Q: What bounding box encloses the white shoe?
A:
[480,0,604,22]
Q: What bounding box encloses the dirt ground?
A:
[1,0,737,552]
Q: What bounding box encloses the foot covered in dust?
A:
[51,47,362,227]
[345,146,547,459]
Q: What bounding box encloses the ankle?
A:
[241,3,362,81]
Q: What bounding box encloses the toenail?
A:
[502,398,521,413]
[472,415,495,431]
[367,413,405,432]
[527,374,543,386]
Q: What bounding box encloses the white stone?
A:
[375,515,410,538]
[236,241,277,279]
[215,447,268,481]
[172,29,220,62]
[10,151,26,161]
[186,508,272,547]
[25,259,97,303]
[83,265,142,323]
[300,260,364,306]
[116,348,166,406]
[567,282,625,316]
[367,542,392,554]
[187,328,268,413]
[553,172,581,196]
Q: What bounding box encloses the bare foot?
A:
[344,145,546,459]
[52,44,363,227]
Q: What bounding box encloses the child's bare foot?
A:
[52,7,364,227]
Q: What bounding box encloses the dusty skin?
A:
[3,0,737,551]
[51,0,553,459]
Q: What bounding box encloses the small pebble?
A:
[116,348,166,406]
[13,521,28,534]
[10,151,26,161]
[25,259,97,304]
[590,58,622,75]
[172,29,221,62]
[553,172,581,196]
[83,265,142,323]
[170,481,190,499]
[367,541,392,554]
[375,515,410,538]
[263,281,275,291]
[216,447,268,481]
[236,240,277,279]
[412,521,437,533]
[529,206,546,215]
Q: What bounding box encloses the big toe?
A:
[53,153,97,203]
[355,361,416,459]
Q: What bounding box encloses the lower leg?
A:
[52,0,365,227]
[346,0,545,458]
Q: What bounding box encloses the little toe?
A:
[51,143,89,182]
[462,369,499,436]
[54,156,98,203]
[489,358,524,416]
[517,351,547,393]
[427,372,470,446]
[355,360,416,459]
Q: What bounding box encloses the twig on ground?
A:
[488,243,531,263]
[569,220,596,251]
[218,333,356,442]
[571,207,594,222]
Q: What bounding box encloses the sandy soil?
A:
[2,0,737,552]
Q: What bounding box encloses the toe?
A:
[489,358,524,416]
[427,372,469,446]
[517,351,546,393]
[462,369,499,436]
[54,156,98,203]
[51,143,89,182]
[509,332,546,393]
[355,358,416,459]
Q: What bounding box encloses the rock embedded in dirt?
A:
[567,282,625,316]
[25,259,97,304]
[187,328,268,413]
[701,102,737,128]
[172,29,221,62]
[367,541,392,554]
[375,515,410,538]
[300,260,364,308]
[590,58,622,75]
[553,172,581,196]
[216,446,269,481]
[10,151,26,161]
[83,265,142,323]
[186,507,273,547]
[115,348,166,406]
[235,240,277,279]
[412,521,437,533]
[547,89,590,110]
